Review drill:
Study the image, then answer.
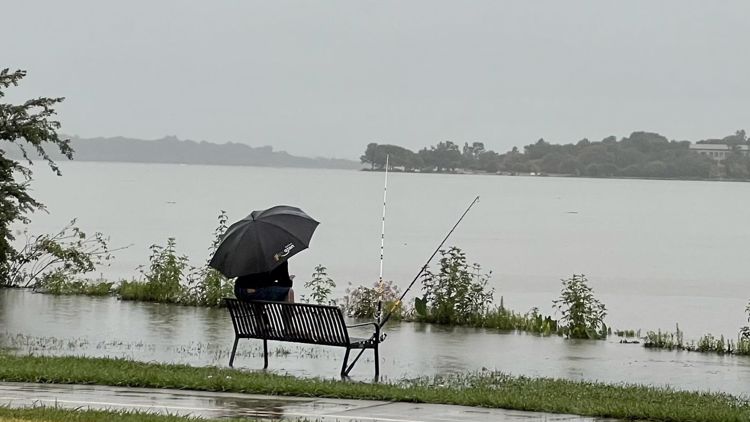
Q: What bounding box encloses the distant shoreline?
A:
[22,158,748,182]
[359,167,748,182]
[3,135,362,171]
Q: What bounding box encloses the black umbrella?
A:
[209,205,319,277]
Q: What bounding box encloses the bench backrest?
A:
[224,298,351,347]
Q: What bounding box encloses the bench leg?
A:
[263,338,269,369]
[343,348,367,377]
[229,337,239,368]
[341,347,351,377]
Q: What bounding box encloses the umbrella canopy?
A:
[209,205,319,277]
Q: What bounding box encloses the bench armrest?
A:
[346,321,379,330]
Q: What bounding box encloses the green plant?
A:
[644,329,676,349]
[37,272,114,296]
[697,334,729,354]
[737,335,750,356]
[614,329,639,338]
[342,279,403,319]
[120,238,191,303]
[481,306,558,335]
[303,264,336,305]
[415,247,494,325]
[741,300,750,340]
[185,211,233,306]
[552,274,607,339]
[5,219,119,288]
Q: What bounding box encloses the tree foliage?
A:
[360,143,422,171]
[0,69,72,282]
[3,219,116,288]
[358,130,750,179]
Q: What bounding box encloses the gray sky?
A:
[4,1,749,159]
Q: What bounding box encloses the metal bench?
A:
[224,298,381,377]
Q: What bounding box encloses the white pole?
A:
[376,154,389,323]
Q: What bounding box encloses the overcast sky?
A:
[3,1,749,159]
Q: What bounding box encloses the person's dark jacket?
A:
[235,261,292,289]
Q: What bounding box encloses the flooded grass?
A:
[614,329,640,338]
[0,353,748,422]
[643,324,750,356]
[0,406,249,422]
[1,333,330,362]
[37,278,115,296]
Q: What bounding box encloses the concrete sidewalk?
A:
[0,382,618,421]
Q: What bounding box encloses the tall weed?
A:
[303,264,336,305]
[415,247,494,325]
[553,274,607,339]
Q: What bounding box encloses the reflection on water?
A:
[1,289,749,397]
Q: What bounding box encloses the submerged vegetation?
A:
[3,219,119,289]
[2,211,748,358]
[553,274,607,339]
[342,279,403,320]
[0,353,748,422]
[415,247,494,325]
[119,211,233,306]
[644,324,750,356]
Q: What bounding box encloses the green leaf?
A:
[414,296,427,317]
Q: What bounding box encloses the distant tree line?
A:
[361,130,750,180]
[2,136,362,170]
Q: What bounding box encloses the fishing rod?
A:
[375,154,389,326]
[379,195,480,328]
[343,194,480,377]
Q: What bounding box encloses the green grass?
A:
[38,279,114,297]
[0,353,748,422]
[0,407,244,422]
[644,325,750,356]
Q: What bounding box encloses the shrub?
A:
[482,306,558,335]
[303,264,336,305]
[342,279,403,320]
[37,273,114,296]
[643,324,684,350]
[119,238,191,303]
[185,211,233,306]
[552,274,607,339]
[4,219,117,288]
[741,300,750,341]
[415,246,494,325]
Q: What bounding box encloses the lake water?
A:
[2,289,750,396]
[15,161,750,339]
[2,162,750,395]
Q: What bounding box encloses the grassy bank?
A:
[0,353,748,421]
[0,407,240,422]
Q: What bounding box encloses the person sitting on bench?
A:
[234,260,295,303]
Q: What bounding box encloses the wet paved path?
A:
[0,382,618,421]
